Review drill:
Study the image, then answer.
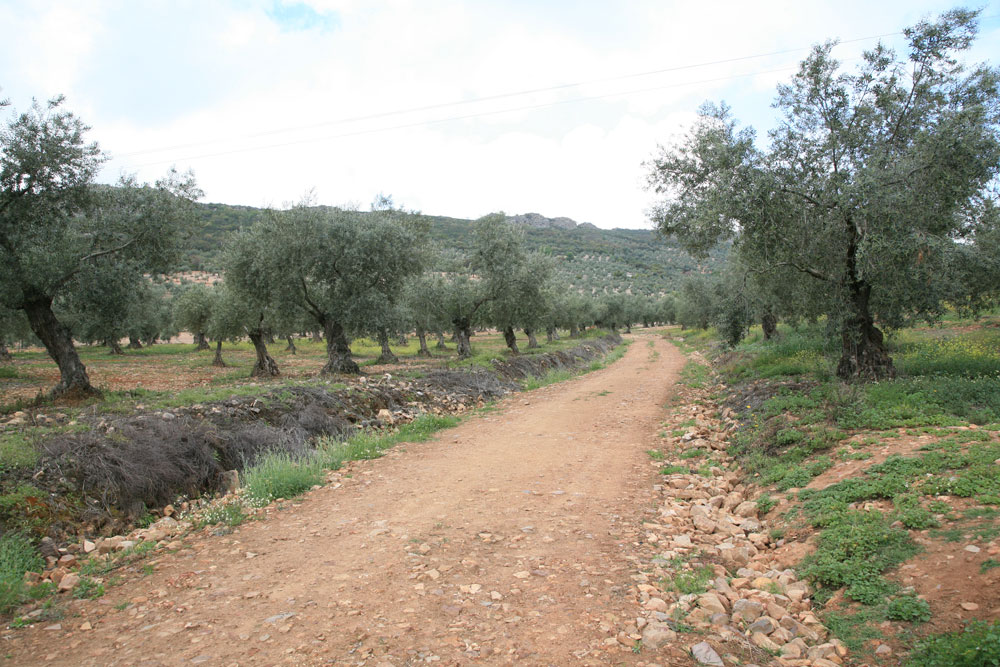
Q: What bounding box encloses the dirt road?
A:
[4,331,686,665]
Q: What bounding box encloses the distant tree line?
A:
[0,99,676,395]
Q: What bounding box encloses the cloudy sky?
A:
[2,1,998,228]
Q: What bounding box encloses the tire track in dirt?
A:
[3,331,685,666]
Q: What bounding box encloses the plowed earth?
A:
[4,332,688,666]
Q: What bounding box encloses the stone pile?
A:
[20,515,191,600]
[632,381,844,667]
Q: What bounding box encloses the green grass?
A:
[662,564,716,595]
[0,366,18,379]
[909,620,1000,667]
[678,360,710,388]
[0,432,39,472]
[316,413,461,470]
[199,501,248,527]
[0,533,43,615]
[241,451,324,507]
[523,368,575,390]
[885,595,931,623]
[799,510,919,605]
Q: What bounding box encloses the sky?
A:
[2,1,998,229]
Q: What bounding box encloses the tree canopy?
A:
[0,96,201,395]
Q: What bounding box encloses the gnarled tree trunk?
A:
[397,333,408,346]
[194,332,210,351]
[22,295,99,397]
[762,311,779,341]
[569,323,580,338]
[106,339,124,355]
[836,282,895,381]
[524,328,539,349]
[836,230,895,381]
[127,336,143,349]
[0,340,11,362]
[436,332,448,349]
[376,328,398,364]
[546,326,558,343]
[321,320,360,375]
[212,340,226,367]
[503,326,519,355]
[248,330,279,377]
[416,327,431,357]
[285,335,297,354]
[452,319,473,359]
[312,330,323,343]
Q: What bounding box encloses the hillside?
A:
[188,203,726,295]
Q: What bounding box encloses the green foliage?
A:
[885,595,931,623]
[799,510,918,604]
[663,565,716,595]
[909,621,1000,667]
[756,493,777,514]
[73,576,105,600]
[0,533,42,615]
[678,360,710,388]
[0,484,49,535]
[316,413,461,470]
[0,432,39,472]
[200,501,247,527]
[241,451,324,507]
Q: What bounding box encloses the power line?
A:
[128,63,810,168]
[117,30,902,160]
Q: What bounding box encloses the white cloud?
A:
[2,0,989,229]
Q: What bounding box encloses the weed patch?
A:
[0,533,43,615]
[242,451,324,507]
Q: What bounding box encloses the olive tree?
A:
[224,204,427,375]
[172,283,215,350]
[0,97,201,395]
[647,9,1000,380]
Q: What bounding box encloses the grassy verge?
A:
[668,317,1000,662]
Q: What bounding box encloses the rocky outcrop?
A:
[505,212,585,230]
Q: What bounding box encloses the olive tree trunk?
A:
[212,340,226,367]
[546,326,558,343]
[435,332,448,349]
[835,225,896,382]
[285,335,297,354]
[524,328,539,349]
[247,331,279,377]
[452,318,473,359]
[106,339,124,355]
[321,320,360,375]
[0,339,11,362]
[503,326,519,355]
[761,311,779,341]
[416,327,431,357]
[376,328,398,364]
[22,295,100,397]
[569,323,580,338]
[836,281,895,381]
[127,336,143,350]
[194,332,210,351]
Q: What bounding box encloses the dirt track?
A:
[4,331,686,665]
